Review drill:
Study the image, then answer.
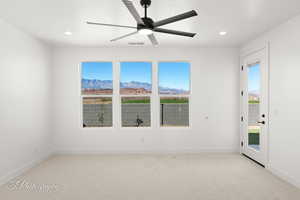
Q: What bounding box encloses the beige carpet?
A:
[0,153,299,200]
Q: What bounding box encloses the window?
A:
[121,97,151,127]
[82,97,112,127]
[81,62,113,95]
[159,62,190,127]
[159,62,190,95]
[81,62,113,127]
[120,62,152,95]
[160,97,189,127]
[120,62,152,127]
[80,61,191,128]
[247,63,261,150]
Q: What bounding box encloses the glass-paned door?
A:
[241,47,269,166]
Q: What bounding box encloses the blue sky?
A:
[159,62,190,91]
[82,62,112,80]
[248,63,260,93]
[120,62,152,83]
[82,62,191,91]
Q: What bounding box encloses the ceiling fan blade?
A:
[153,10,198,28]
[110,31,138,42]
[148,34,159,45]
[154,28,196,37]
[122,0,144,25]
[87,21,136,29]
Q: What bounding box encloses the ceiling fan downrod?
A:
[140,0,151,18]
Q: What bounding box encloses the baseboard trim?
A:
[0,152,53,187]
[267,165,300,189]
[54,148,239,155]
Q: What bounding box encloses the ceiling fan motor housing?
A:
[138,17,154,30]
[140,0,151,7]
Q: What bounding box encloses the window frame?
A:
[119,61,153,129]
[158,61,192,129]
[79,60,191,129]
[79,61,114,129]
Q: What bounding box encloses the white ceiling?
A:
[1,0,300,47]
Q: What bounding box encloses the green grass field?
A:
[248,129,260,145]
[160,98,188,104]
[122,99,150,104]
[122,98,189,104]
[248,129,260,134]
[248,100,260,104]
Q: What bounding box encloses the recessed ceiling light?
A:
[64,31,72,36]
[219,31,227,36]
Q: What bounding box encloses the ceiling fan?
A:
[86,0,198,45]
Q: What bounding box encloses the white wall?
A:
[52,47,240,153]
[0,19,53,184]
[241,14,300,187]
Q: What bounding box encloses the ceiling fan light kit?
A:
[87,0,198,45]
[138,28,153,35]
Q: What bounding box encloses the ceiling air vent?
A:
[128,42,145,45]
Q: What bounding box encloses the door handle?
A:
[257,121,265,125]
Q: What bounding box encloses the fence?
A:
[83,103,189,127]
[160,104,189,126]
[83,104,112,127]
[121,104,151,127]
[248,104,259,126]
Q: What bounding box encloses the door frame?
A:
[240,43,270,166]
